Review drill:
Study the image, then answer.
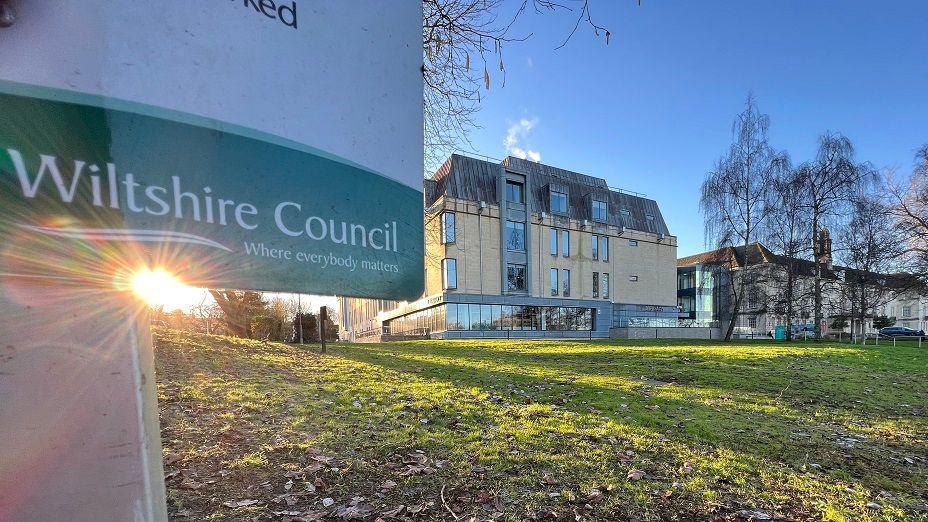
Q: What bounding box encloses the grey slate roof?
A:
[424,154,671,236]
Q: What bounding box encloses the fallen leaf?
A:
[627,469,646,481]
[381,505,405,518]
[400,464,435,476]
[222,499,260,508]
[179,478,204,490]
[163,452,182,465]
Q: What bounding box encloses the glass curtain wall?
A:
[386,304,596,334]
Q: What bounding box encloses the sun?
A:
[131,268,202,309]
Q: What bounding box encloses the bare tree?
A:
[764,168,812,339]
[795,133,877,339]
[888,145,928,288]
[701,95,789,340]
[423,0,613,171]
[836,189,902,337]
[190,295,224,335]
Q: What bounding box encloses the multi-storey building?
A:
[339,154,679,341]
[677,242,927,337]
[883,294,928,332]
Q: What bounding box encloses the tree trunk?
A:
[812,212,823,341]
[725,287,741,341]
[208,290,250,337]
[858,286,867,340]
[783,263,795,341]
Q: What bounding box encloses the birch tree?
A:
[701,95,789,340]
[764,168,811,339]
[837,190,901,337]
[889,145,928,288]
[795,133,877,339]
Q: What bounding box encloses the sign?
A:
[0,1,424,300]
[0,2,422,521]
[0,86,423,298]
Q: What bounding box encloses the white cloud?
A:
[504,117,541,162]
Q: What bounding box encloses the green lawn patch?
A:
[155,329,928,521]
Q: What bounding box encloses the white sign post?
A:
[0,2,422,520]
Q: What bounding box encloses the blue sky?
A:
[460,1,928,257]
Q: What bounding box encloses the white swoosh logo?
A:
[17,224,233,252]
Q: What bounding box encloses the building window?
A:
[601,236,609,261]
[506,220,526,251]
[446,303,459,330]
[561,229,570,257]
[592,272,599,298]
[628,239,638,247]
[550,228,558,256]
[441,212,455,244]
[629,275,638,282]
[469,303,482,330]
[442,258,457,290]
[602,273,609,299]
[592,235,599,260]
[550,190,568,214]
[506,180,524,204]
[562,269,571,296]
[748,316,758,329]
[646,213,654,222]
[620,209,630,218]
[507,263,526,292]
[903,306,911,317]
[443,303,593,331]
[678,273,691,290]
[592,199,607,222]
[550,268,558,296]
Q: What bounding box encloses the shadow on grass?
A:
[327,340,928,495]
[347,340,926,420]
[154,331,928,519]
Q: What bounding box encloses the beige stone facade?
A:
[424,197,677,304]
[339,154,679,341]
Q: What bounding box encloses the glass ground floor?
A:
[384,302,596,336]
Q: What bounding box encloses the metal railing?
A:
[837,332,925,348]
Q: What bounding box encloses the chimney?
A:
[815,228,832,265]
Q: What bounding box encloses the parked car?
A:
[878,326,925,338]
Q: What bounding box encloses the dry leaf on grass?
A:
[222,499,260,508]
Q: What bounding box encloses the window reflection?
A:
[387,304,596,334]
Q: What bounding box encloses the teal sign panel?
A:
[0,83,424,299]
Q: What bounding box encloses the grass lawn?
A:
[154,329,928,521]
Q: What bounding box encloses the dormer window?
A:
[550,190,568,214]
[620,208,630,218]
[506,180,524,204]
[592,199,607,222]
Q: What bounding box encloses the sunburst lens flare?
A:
[131,268,199,309]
